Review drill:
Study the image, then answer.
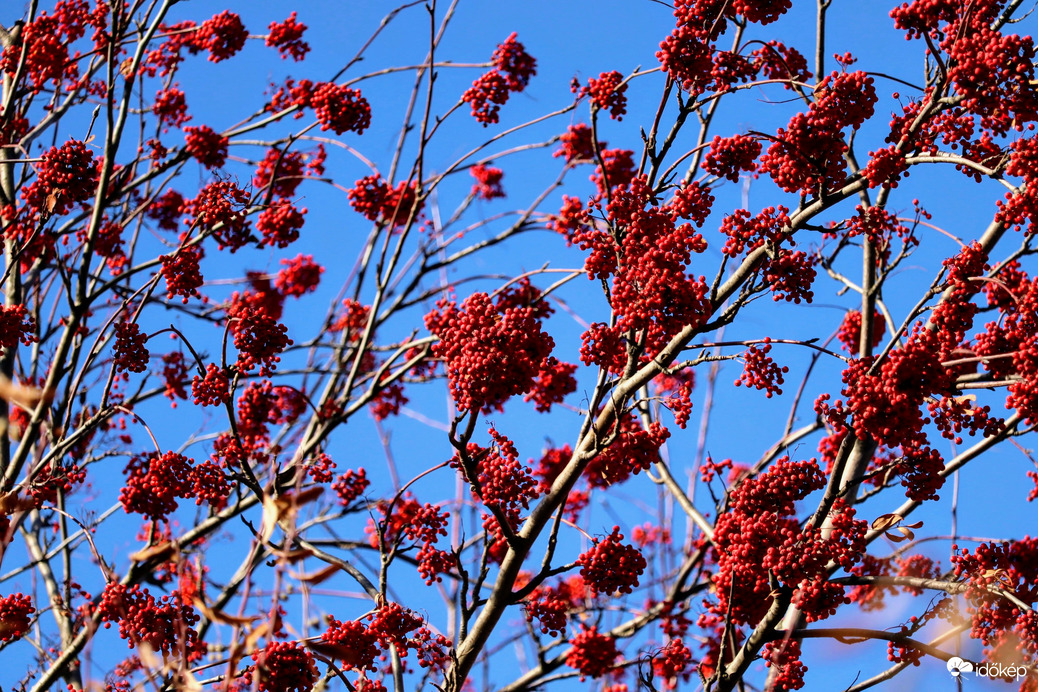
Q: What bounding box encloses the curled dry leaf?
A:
[260,486,325,541]
[290,563,340,585]
[192,597,261,627]
[129,540,178,564]
[0,374,55,411]
[0,491,36,515]
[871,513,904,531]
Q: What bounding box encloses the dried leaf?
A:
[0,374,54,411]
[172,670,202,692]
[244,621,270,655]
[138,642,160,670]
[291,564,340,585]
[885,530,909,542]
[193,597,261,627]
[129,541,178,564]
[0,491,36,515]
[280,548,315,564]
[871,513,903,531]
[262,487,325,539]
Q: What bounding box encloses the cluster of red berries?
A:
[0,2,107,90]
[584,414,670,488]
[231,304,292,375]
[553,124,597,165]
[702,134,761,182]
[240,642,318,692]
[652,638,694,690]
[254,146,319,199]
[152,86,190,130]
[462,33,536,125]
[120,451,210,521]
[470,163,505,200]
[566,626,620,680]
[425,291,555,412]
[23,140,99,215]
[183,125,227,169]
[112,321,149,374]
[195,11,247,62]
[0,593,33,642]
[654,370,695,428]
[256,200,307,248]
[762,639,807,691]
[575,177,711,372]
[734,339,788,397]
[266,12,310,61]
[576,526,647,596]
[309,82,372,135]
[331,468,369,506]
[347,174,423,229]
[836,309,886,354]
[98,583,206,659]
[184,180,252,251]
[708,458,867,625]
[576,70,628,120]
[0,304,37,350]
[191,363,229,407]
[523,575,586,637]
[160,242,204,304]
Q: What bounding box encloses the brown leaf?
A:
[871,513,903,531]
[0,491,36,515]
[280,548,315,564]
[0,374,54,411]
[244,621,270,655]
[129,541,178,564]
[291,564,340,585]
[193,597,261,627]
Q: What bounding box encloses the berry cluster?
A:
[836,309,886,354]
[347,174,423,229]
[230,304,292,375]
[256,200,307,248]
[0,593,33,642]
[584,414,670,488]
[576,526,647,596]
[575,177,711,372]
[266,12,310,61]
[576,70,628,120]
[702,134,761,182]
[462,33,536,125]
[0,304,37,349]
[566,626,620,680]
[23,140,99,215]
[470,163,505,200]
[240,642,318,692]
[523,575,586,637]
[425,291,555,412]
[183,125,228,169]
[113,321,149,374]
[120,451,202,521]
[733,339,788,397]
[98,583,205,658]
[184,180,252,251]
[707,459,865,625]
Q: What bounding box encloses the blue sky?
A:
[1,1,1035,690]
